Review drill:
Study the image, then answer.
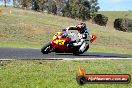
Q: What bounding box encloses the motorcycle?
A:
[41,31,96,55]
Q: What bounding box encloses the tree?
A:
[48,1,57,15]
[36,0,46,11]
[32,0,39,11]
[12,0,32,8]
[62,0,93,20]
[62,0,70,17]
[0,0,10,7]
[56,0,67,13]
[13,0,19,7]
[21,0,32,8]
[77,0,91,20]
[89,0,100,22]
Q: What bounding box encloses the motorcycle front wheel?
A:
[41,43,52,54]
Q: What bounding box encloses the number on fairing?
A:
[54,40,66,45]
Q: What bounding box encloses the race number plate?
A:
[54,40,66,45]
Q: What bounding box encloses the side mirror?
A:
[90,35,97,43]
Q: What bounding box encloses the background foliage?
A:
[114,18,132,32]
[1,0,100,21]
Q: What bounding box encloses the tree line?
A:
[0,0,109,27]
[1,0,132,32]
[0,0,100,21]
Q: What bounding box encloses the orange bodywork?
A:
[53,32,62,40]
[90,34,97,43]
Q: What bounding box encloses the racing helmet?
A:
[76,23,86,33]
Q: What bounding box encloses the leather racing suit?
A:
[62,26,90,53]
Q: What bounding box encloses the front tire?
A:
[41,43,52,54]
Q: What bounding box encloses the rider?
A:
[62,22,90,53]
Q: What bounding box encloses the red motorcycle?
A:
[41,31,96,55]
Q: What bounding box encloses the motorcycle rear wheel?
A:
[73,51,80,56]
[41,43,52,54]
[73,46,80,56]
[73,45,89,56]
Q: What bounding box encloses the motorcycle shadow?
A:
[55,53,127,58]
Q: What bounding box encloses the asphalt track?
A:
[0,48,132,60]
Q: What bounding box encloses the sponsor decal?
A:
[76,66,131,85]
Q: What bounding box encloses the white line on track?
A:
[0,58,132,61]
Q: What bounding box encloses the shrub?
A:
[93,14,108,26]
[114,18,124,31]
[114,18,132,32]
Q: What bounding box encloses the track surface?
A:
[0,48,132,60]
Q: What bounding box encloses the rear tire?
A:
[73,51,80,56]
[41,43,52,54]
[73,46,80,56]
[73,45,89,55]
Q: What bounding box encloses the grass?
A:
[99,11,132,27]
[0,7,131,88]
[0,60,132,88]
[0,7,132,54]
